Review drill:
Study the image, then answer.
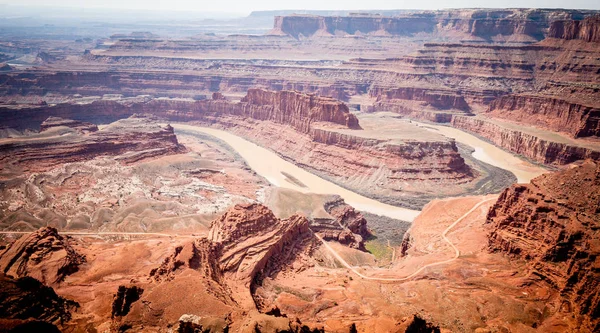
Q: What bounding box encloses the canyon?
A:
[0,5,598,333]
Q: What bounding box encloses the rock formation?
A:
[451,115,600,164]
[111,285,144,318]
[0,116,182,172]
[175,314,231,333]
[487,94,600,138]
[487,160,600,332]
[311,197,369,249]
[0,227,85,285]
[0,274,77,326]
[548,15,600,43]
[241,89,360,132]
[39,116,99,134]
[269,9,594,40]
[148,204,313,309]
[208,203,311,283]
[150,238,224,285]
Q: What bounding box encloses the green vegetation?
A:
[364,236,394,265]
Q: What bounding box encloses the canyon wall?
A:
[369,86,470,111]
[451,115,600,164]
[0,116,182,172]
[0,89,475,208]
[241,88,360,131]
[270,9,594,40]
[487,160,600,332]
[548,15,600,43]
[487,94,600,138]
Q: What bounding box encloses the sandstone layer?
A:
[548,14,600,42]
[487,160,600,332]
[0,116,182,173]
[0,227,85,285]
[451,115,600,164]
[270,9,594,40]
[487,94,600,138]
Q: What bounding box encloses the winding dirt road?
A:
[316,197,497,282]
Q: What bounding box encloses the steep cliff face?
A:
[487,94,600,138]
[271,9,592,40]
[40,117,99,134]
[148,203,313,310]
[548,15,600,43]
[451,115,600,164]
[0,89,359,134]
[208,203,311,282]
[271,14,436,38]
[241,89,360,132]
[370,86,470,111]
[487,161,600,332]
[0,227,85,285]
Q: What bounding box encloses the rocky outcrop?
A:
[149,204,312,310]
[149,238,223,284]
[487,94,600,138]
[0,227,85,285]
[0,274,77,325]
[39,116,99,134]
[370,86,470,111]
[0,116,182,172]
[208,203,311,282]
[548,15,600,43]
[241,89,360,132]
[487,160,600,332]
[111,285,144,318]
[311,199,368,250]
[310,197,370,250]
[451,115,600,164]
[175,314,230,333]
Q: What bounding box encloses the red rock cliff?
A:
[0,227,85,285]
[487,161,600,332]
[241,89,360,131]
[270,9,592,40]
[451,115,600,164]
[548,15,600,43]
[487,94,600,138]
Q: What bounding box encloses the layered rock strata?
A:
[311,197,370,249]
[548,14,600,43]
[270,9,595,40]
[0,90,475,204]
[149,203,312,310]
[0,227,85,285]
[451,115,600,164]
[487,94,600,138]
[208,203,311,283]
[487,160,600,332]
[0,116,182,172]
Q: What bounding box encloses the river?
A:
[172,121,547,222]
[410,121,547,183]
[173,124,422,222]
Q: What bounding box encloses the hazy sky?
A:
[1,0,599,14]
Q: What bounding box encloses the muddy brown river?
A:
[173,121,547,222]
